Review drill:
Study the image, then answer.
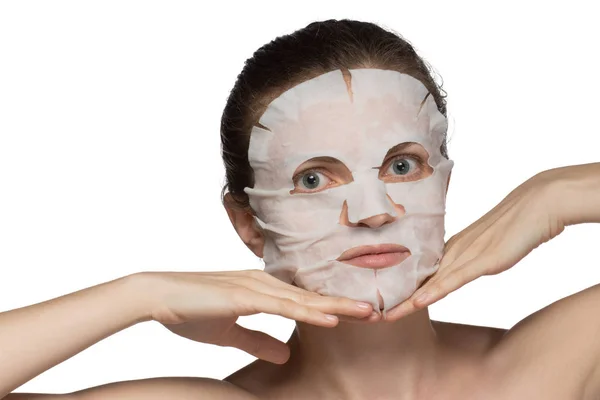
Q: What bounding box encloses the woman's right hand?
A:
[139,270,374,364]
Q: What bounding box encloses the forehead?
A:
[248,68,447,172]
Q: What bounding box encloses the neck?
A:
[280,308,450,398]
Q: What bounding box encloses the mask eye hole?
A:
[290,156,352,194]
[387,156,418,176]
[379,143,433,182]
[292,169,333,193]
[381,155,423,180]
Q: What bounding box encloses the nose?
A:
[339,195,405,228]
[356,212,396,228]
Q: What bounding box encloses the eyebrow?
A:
[383,142,420,159]
[291,156,344,174]
[302,156,341,164]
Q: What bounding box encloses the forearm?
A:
[0,273,153,398]
[541,162,600,226]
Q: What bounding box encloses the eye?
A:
[381,154,424,180]
[293,170,332,193]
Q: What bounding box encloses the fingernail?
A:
[414,292,431,305]
[267,349,289,364]
[325,314,338,322]
[356,302,371,309]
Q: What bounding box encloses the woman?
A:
[2,19,599,400]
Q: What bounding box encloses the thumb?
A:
[219,323,290,364]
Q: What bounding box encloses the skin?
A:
[223,163,600,400]
[1,164,598,400]
[0,66,598,398]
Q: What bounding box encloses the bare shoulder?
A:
[8,377,258,400]
[224,358,283,397]
[485,283,600,399]
[71,377,259,400]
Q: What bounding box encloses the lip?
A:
[336,244,411,269]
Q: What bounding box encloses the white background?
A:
[1,0,599,395]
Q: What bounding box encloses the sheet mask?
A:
[244,68,453,316]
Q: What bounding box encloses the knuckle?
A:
[445,234,459,248]
[295,292,312,305]
[327,298,350,313]
[448,270,464,283]
[263,272,288,286]
[481,258,501,275]
[342,297,358,307]
[229,287,252,306]
[279,297,298,310]
[279,298,303,316]
[427,282,441,294]
[439,257,453,269]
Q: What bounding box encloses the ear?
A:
[445,171,452,196]
[223,192,264,258]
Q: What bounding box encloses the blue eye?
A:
[294,170,331,192]
[302,172,320,189]
[388,157,416,175]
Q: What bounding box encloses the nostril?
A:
[356,213,395,229]
[358,220,391,229]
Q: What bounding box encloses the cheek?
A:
[255,189,349,233]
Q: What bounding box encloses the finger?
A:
[385,256,490,322]
[208,270,311,296]
[239,270,326,300]
[438,241,478,271]
[383,299,420,322]
[239,277,373,318]
[250,271,375,318]
[384,274,448,322]
[337,311,382,324]
[429,261,487,300]
[219,323,290,364]
[412,274,447,305]
[236,289,341,327]
[293,292,374,318]
[410,258,486,308]
[250,272,367,313]
[246,271,373,316]
[242,270,314,294]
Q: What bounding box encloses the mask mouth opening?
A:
[335,244,412,269]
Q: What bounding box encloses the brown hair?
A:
[220,19,449,210]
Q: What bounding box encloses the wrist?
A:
[538,163,600,227]
[118,272,162,324]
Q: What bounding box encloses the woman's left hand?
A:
[385,170,567,321]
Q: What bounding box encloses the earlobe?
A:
[223,193,265,258]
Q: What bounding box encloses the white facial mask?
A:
[244,68,453,316]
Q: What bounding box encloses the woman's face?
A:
[235,68,453,313]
